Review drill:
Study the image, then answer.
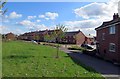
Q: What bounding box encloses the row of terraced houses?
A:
[18,30,95,45]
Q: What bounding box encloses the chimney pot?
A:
[113,13,119,20]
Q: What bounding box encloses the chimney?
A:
[113,13,119,20]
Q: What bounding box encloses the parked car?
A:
[31,40,38,44]
[81,44,96,50]
[81,44,96,56]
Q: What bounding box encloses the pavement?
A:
[60,47,120,79]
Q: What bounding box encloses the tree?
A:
[44,33,53,43]
[34,34,40,42]
[44,24,67,58]
[0,1,8,15]
[0,1,7,42]
[52,24,68,58]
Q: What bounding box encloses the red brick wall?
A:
[67,35,76,44]
[97,23,120,62]
[116,23,120,62]
[59,35,76,44]
[6,33,15,40]
[76,32,86,45]
[86,38,94,45]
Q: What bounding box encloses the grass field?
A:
[2,41,103,77]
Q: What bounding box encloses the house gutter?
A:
[95,22,120,30]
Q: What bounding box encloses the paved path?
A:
[60,47,120,79]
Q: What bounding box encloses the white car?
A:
[81,44,96,50]
[31,40,38,44]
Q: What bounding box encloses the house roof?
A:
[95,15,120,30]
[65,30,81,36]
[20,29,61,36]
[5,32,15,36]
[85,34,94,38]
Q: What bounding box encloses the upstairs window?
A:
[109,25,115,34]
[102,33,105,40]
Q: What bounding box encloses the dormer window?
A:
[109,25,115,34]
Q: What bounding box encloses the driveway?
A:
[60,47,120,79]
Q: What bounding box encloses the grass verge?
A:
[2,41,103,78]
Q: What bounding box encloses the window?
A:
[102,33,105,40]
[73,36,76,39]
[109,43,115,52]
[89,38,92,41]
[73,39,75,43]
[68,36,69,38]
[109,25,115,34]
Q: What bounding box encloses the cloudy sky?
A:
[1,0,120,36]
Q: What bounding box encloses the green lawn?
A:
[2,41,103,78]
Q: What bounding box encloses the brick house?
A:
[18,30,59,42]
[59,30,95,45]
[18,32,33,41]
[84,34,95,45]
[19,31,44,41]
[95,13,120,63]
[58,30,84,45]
[5,32,16,40]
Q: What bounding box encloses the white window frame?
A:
[109,43,116,52]
[109,25,115,34]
